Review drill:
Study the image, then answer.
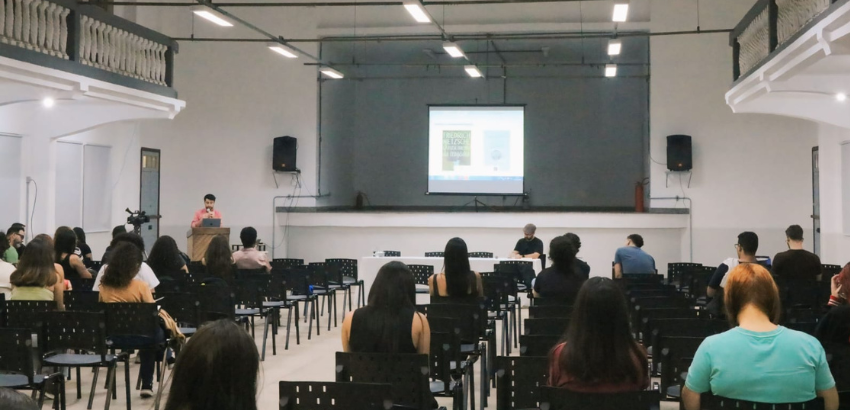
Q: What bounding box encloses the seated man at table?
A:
[613,234,656,278]
[511,223,543,259]
[232,227,271,272]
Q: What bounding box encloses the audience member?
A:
[202,235,235,283]
[232,227,271,272]
[564,232,590,277]
[98,241,163,398]
[73,227,94,268]
[3,224,25,264]
[164,320,258,410]
[101,225,128,263]
[93,233,159,292]
[342,261,429,354]
[0,236,14,298]
[682,264,837,410]
[533,236,588,305]
[772,225,821,281]
[0,387,38,410]
[9,238,64,310]
[613,234,656,277]
[828,270,847,307]
[428,237,483,303]
[54,227,92,279]
[816,305,850,348]
[706,232,764,316]
[147,235,189,277]
[511,223,543,259]
[548,277,648,392]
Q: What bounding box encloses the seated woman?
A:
[342,261,430,354]
[54,227,92,279]
[548,277,648,392]
[428,237,483,303]
[147,235,189,278]
[533,235,588,305]
[98,242,163,398]
[73,227,94,269]
[164,320,259,410]
[683,264,838,410]
[9,238,65,310]
[201,235,235,285]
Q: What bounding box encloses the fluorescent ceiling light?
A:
[443,42,466,58]
[320,67,344,79]
[191,5,233,27]
[605,64,617,77]
[837,93,847,102]
[42,97,55,108]
[608,39,622,56]
[403,1,431,23]
[612,3,629,22]
[464,65,483,78]
[268,42,298,58]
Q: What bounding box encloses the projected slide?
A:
[428,106,524,195]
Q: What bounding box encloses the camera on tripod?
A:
[126,208,150,230]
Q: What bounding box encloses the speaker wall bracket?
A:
[665,170,692,188]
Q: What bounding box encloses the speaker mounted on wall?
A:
[273,136,297,172]
[666,135,692,172]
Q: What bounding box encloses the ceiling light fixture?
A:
[608,39,622,56]
[403,0,431,23]
[320,67,344,79]
[612,3,629,22]
[268,42,298,58]
[42,97,55,108]
[605,64,617,77]
[191,5,233,27]
[837,93,847,102]
[464,65,483,78]
[443,42,466,58]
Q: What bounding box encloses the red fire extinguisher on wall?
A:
[635,179,647,213]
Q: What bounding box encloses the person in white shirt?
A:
[0,246,15,299]
[93,233,159,292]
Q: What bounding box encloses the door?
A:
[812,147,820,256]
[140,148,161,255]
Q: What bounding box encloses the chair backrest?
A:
[648,318,728,350]
[308,263,330,289]
[822,264,842,278]
[279,381,393,410]
[481,275,511,314]
[495,356,548,410]
[0,327,37,384]
[104,303,160,341]
[197,284,236,322]
[155,274,188,293]
[497,261,535,288]
[668,262,702,287]
[187,261,205,275]
[688,267,716,299]
[524,318,570,337]
[700,393,824,410]
[424,252,444,258]
[272,258,305,269]
[638,307,699,340]
[232,277,270,309]
[63,290,103,312]
[326,259,358,281]
[427,316,462,391]
[4,300,55,332]
[407,265,434,287]
[469,252,494,258]
[157,292,200,327]
[425,302,486,343]
[68,277,96,292]
[519,334,561,357]
[824,343,850,392]
[236,268,268,280]
[335,352,431,410]
[42,311,108,357]
[528,305,572,318]
[658,335,706,393]
[382,251,401,257]
[89,261,103,273]
[776,279,822,309]
[286,268,313,296]
[539,386,662,410]
[632,296,693,333]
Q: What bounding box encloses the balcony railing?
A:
[0,0,177,97]
[730,0,838,82]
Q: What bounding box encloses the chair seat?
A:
[289,295,310,300]
[235,308,261,315]
[263,301,287,308]
[179,327,196,337]
[342,278,357,285]
[666,385,681,398]
[415,284,429,294]
[0,374,45,388]
[460,344,479,354]
[45,353,116,366]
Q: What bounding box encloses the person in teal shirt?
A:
[682,263,838,410]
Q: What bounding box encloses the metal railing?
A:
[0,0,176,90]
[730,0,835,81]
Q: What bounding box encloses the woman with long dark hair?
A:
[147,235,188,277]
[428,237,483,302]
[72,227,93,268]
[164,320,259,410]
[54,227,92,279]
[202,235,234,282]
[533,235,587,304]
[342,261,429,354]
[9,238,65,310]
[548,277,648,392]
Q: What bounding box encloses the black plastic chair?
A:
[631,296,693,334]
[279,381,394,410]
[308,262,339,331]
[482,274,516,356]
[231,278,276,360]
[187,261,205,276]
[700,393,824,410]
[519,335,560,357]
[524,318,569,337]
[4,300,55,333]
[425,252,444,258]
[326,258,360,310]
[64,291,103,313]
[336,352,432,410]
[382,251,401,257]
[285,268,319,340]
[638,307,700,341]
[469,252,494,258]
[657,335,706,398]
[68,278,96,292]
[494,356,548,410]
[528,305,572,318]
[409,264,435,295]
[428,317,466,410]
[647,319,727,373]
[235,268,268,279]
[667,262,702,289]
[157,292,200,337]
[266,271,300,350]
[539,386,661,410]
[0,327,66,409]
[42,311,124,410]
[197,284,236,323]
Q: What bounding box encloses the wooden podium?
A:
[187,227,230,262]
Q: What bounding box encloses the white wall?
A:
[817,123,850,265]
[648,0,821,266]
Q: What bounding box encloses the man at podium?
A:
[190,193,223,227]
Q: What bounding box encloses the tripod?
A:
[458,196,496,213]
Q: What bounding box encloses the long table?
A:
[359,256,543,304]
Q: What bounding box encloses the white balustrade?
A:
[0,0,67,57]
[738,8,769,76]
[777,0,829,44]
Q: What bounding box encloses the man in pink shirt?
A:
[190,194,223,228]
[232,227,271,272]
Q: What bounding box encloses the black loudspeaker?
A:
[666,135,692,171]
[273,136,297,171]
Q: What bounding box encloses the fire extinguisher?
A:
[635,179,647,213]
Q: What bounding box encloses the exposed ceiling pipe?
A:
[93,0,611,6]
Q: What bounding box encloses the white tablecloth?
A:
[358,256,542,304]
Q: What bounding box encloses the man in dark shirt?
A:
[705,231,768,317]
[512,223,543,259]
[772,225,821,281]
[533,235,588,305]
